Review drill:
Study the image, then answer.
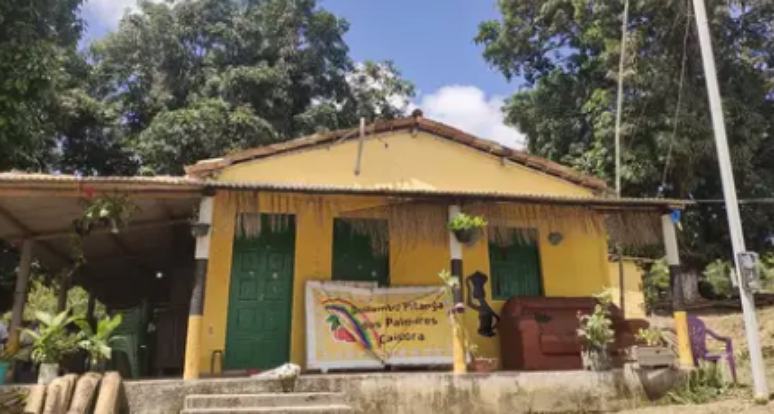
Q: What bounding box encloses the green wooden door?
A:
[225,214,295,370]
[332,219,389,286]
[489,231,543,300]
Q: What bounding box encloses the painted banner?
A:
[305,281,453,370]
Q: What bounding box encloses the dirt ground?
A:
[617,307,774,412]
[617,399,774,413]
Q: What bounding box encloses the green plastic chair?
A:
[109,301,149,379]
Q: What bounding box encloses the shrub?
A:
[577,290,614,351]
[643,258,670,309]
[666,361,729,404]
[703,259,735,298]
[24,310,81,365]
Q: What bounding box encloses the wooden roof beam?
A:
[6,218,191,242]
[0,203,72,265]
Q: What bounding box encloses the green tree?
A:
[0,0,84,171]
[81,0,414,175]
[477,1,774,277]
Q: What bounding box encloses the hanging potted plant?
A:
[76,314,123,372]
[577,291,615,371]
[75,193,140,235]
[70,193,140,266]
[448,213,487,245]
[633,327,675,368]
[24,310,81,385]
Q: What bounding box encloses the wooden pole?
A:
[448,205,466,374]
[662,213,693,368]
[7,240,33,352]
[183,194,214,380]
[56,270,70,313]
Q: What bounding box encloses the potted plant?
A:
[24,310,81,385]
[448,213,487,245]
[0,349,14,386]
[633,327,675,368]
[70,193,140,266]
[468,344,498,373]
[76,314,123,372]
[577,290,615,371]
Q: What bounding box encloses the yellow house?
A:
[173,112,680,377]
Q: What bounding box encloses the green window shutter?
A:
[489,229,543,300]
[332,218,390,286]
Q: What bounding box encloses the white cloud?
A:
[417,85,525,149]
[82,0,152,29]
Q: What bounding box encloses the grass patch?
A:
[665,362,731,405]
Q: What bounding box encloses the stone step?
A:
[180,404,354,414]
[184,393,346,409]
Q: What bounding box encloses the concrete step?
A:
[184,393,346,409]
[180,405,354,414]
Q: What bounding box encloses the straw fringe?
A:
[220,191,663,249]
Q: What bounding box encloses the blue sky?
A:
[80,0,525,147]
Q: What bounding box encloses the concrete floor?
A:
[123,368,684,414]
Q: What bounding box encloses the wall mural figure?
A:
[466,271,500,337]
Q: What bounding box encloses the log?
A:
[0,388,26,414]
[41,379,63,414]
[23,385,46,414]
[58,374,78,411]
[67,373,102,414]
[93,372,122,414]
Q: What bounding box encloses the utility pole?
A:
[614,0,630,315]
[692,0,769,400]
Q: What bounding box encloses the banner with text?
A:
[305,281,453,370]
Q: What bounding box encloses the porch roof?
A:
[0,173,200,306]
[0,172,688,286]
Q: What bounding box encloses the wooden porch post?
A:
[56,269,70,313]
[662,212,694,367]
[7,240,34,352]
[183,192,215,380]
[448,205,467,374]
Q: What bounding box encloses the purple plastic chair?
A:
[687,314,737,382]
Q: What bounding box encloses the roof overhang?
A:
[0,174,202,307]
[185,116,611,192]
[0,173,689,283]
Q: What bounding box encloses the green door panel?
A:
[225,214,295,370]
[332,219,389,286]
[489,231,543,300]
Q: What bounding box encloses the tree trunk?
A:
[681,269,700,305]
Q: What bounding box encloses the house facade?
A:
[183,114,659,375]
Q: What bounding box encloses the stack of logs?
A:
[22,372,124,414]
[0,387,26,413]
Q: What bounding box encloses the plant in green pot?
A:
[448,213,487,245]
[577,291,615,371]
[24,310,81,385]
[76,314,123,372]
[0,349,15,386]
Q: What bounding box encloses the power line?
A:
[692,198,774,205]
[661,7,692,189]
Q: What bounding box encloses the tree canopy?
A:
[0,0,84,171]
[477,0,774,268]
[0,0,414,302]
[1,0,414,177]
